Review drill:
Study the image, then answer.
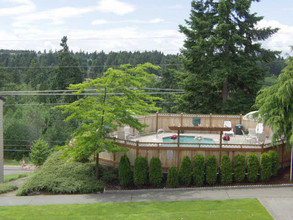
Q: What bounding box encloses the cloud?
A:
[0,26,184,54]
[257,20,293,55]
[13,6,96,27]
[91,18,164,25]
[97,0,135,15]
[0,0,36,16]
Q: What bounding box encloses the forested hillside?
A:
[0,41,285,160]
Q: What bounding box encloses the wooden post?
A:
[281,142,284,168]
[209,113,213,133]
[240,114,243,125]
[113,153,116,165]
[0,97,4,183]
[180,113,183,127]
[177,129,180,169]
[136,140,139,157]
[156,112,159,132]
[219,131,223,164]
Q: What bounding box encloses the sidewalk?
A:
[1,186,293,219]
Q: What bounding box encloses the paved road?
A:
[1,186,293,219]
[4,165,35,175]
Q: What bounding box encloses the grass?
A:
[4,173,33,182]
[4,159,21,166]
[0,184,17,194]
[0,199,272,219]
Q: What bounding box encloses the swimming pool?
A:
[163,136,215,144]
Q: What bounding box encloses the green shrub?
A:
[167,166,179,188]
[101,166,119,184]
[16,151,104,196]
[193,154,205,186]
[179,156,192,186]
[268,150,280,176]
[0,184,17,194]
[134,156,148,186]
[233,154,246,183]
[260,153,272,181]
[247,153,259,183]
[119,154,133,187]
[205,155,217,185]
[149,157,163,187]
[30,138,52,167]
[220,155,232,185]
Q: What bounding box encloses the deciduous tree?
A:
[55,63,161,178]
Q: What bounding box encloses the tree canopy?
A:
[178,0,279,114]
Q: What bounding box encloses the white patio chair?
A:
[223,121,234,136]
[241,129,257,144]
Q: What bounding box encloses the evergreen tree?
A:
[178,0,279,114]
[30,138,52,167]
[51,36,84,96]
[255,55,293,146]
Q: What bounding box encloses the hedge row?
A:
[118,150,280,188]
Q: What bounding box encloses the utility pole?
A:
[0,96,5,183]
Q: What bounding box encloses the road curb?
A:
[104,184,293,194]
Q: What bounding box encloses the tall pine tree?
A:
[178,0,279,114]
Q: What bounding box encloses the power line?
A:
[5,139,66,143]
[4,149,30,152]
[0,92,184,96]
[0,63,183,69]
[1,88,183,93]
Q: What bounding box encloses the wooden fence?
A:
[99,138,289,172]
[100,113,286,171]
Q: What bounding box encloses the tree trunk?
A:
[95,153,100,179]
[222,77,228,104]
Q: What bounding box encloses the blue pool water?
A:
[163,136,215,144]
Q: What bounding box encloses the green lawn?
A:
[0,199,272,220]
[4,173,33,182]
[4,159,21,166]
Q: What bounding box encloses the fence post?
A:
[219,131,223,165]
[209,113,213,133]
[136,140,139,157]
[156,112,159,132]
[180,113,183,127]
[281,141,285,168]
[240,114,243,125]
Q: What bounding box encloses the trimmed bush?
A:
[149,157,163,187]
[233,154,246,183]
[268,150,280,176]
[179,156,192,186]
[193,154,205,187]
[134,156,148,186]
[119,154,133,187]
[205,155,217,185]
[247,153,259,183]
[17,151,104,196]
[260,153,272,181]
[220,155,232,185]
[167,166,179,188]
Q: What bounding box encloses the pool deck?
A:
[130,132,270,145]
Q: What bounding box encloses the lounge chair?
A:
[223,121,234,136]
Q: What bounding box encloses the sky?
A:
[0,0,293,56]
